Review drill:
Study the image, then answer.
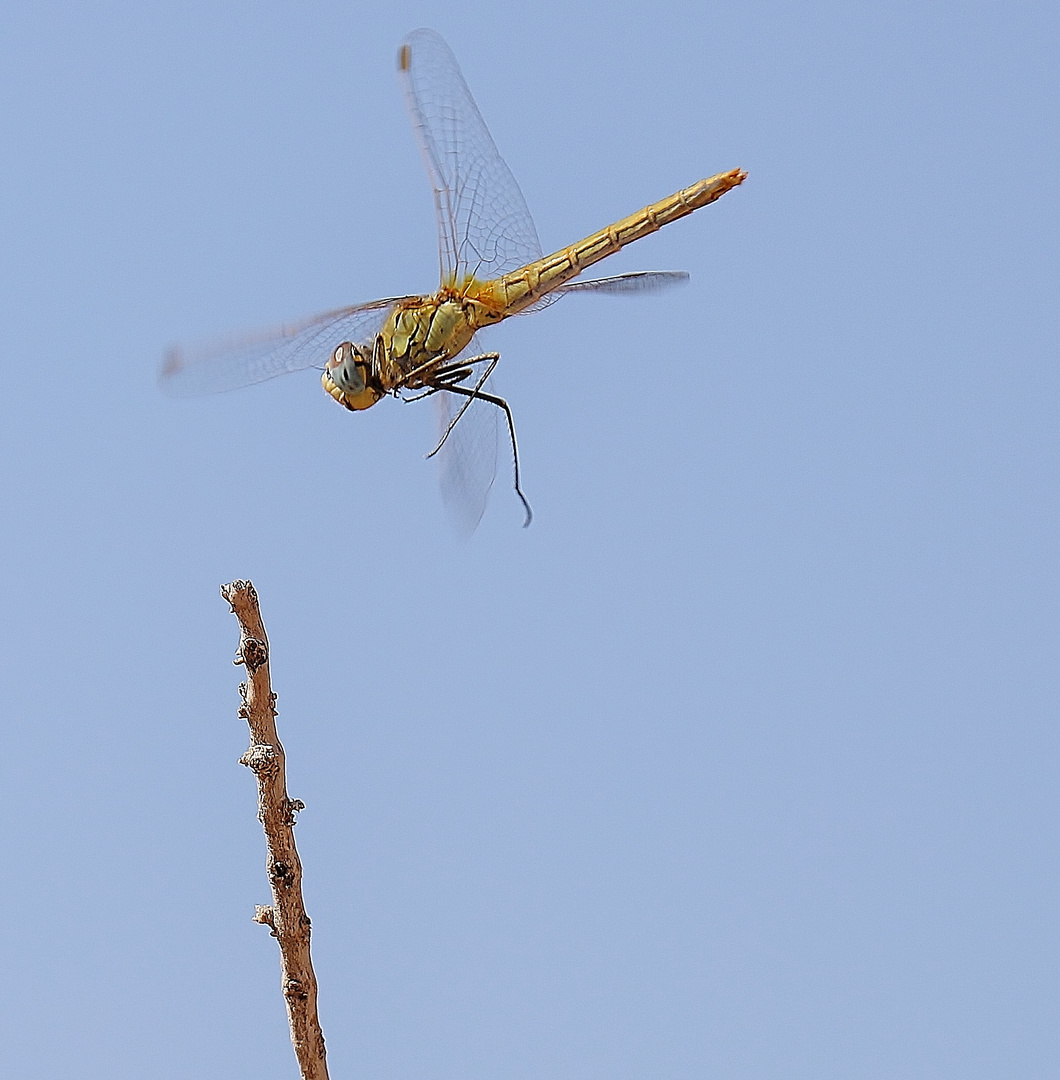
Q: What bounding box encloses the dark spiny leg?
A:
[426,354,500,459]
[394,349,497,397]
[433,352,499,381]
[399,365,473,403]
[429,379,533,528]
[393,351,456,394]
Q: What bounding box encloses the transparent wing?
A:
[429,273,688,531]
[159,297,410,396]
[515,270,690,315]
[432,337,499,537]
[399,28,543,289]
[553,270,689,297]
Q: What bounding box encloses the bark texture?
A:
[222,579,329,1080]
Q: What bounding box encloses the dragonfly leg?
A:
[393,349,475,394]
[399,356,483,401]
[426,366,533,529]
[427,354,500,457]
[432,366,474,388]
[395,349,496,398]
[399,387,434,402]
[390,355,445,395]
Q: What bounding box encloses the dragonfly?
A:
[161,28,745,534]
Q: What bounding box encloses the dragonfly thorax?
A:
[385,295,478,373]
[322,341,384,411]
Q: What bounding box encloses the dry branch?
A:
[221,579,329,1080]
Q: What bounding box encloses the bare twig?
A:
[221,579,329,1080]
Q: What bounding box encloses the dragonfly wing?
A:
[399,29,543,287]
[160,297,409,396]
[553,270,690,296]
[431,337,499,537]
[515,271,690,315]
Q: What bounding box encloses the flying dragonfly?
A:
[161,28,745,534]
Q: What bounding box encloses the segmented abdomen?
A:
[469,168,746,320]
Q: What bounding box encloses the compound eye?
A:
[347,363,367,395]
[330,341,353,368]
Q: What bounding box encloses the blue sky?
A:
[0,2,1057,1077]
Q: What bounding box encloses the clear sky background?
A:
[0,1,1057,1077]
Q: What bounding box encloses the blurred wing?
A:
[399,28,543,288]
[159,298,408,396]
[553,270,689,296]
[516,271,690,315]
[432,337,498,537]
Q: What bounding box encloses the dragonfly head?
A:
[322,341,383,411]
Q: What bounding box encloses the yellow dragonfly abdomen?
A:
[468,170,747,320]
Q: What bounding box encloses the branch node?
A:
[270,860,295,888]
[221,579,255,607]
[241,636,269,672]
[285,798,306,824]
[240,742,279,773]
[253,905,277,935]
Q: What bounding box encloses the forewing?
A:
[432,338,499,537]
[399,29,543,288]
[160,298,407,396]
